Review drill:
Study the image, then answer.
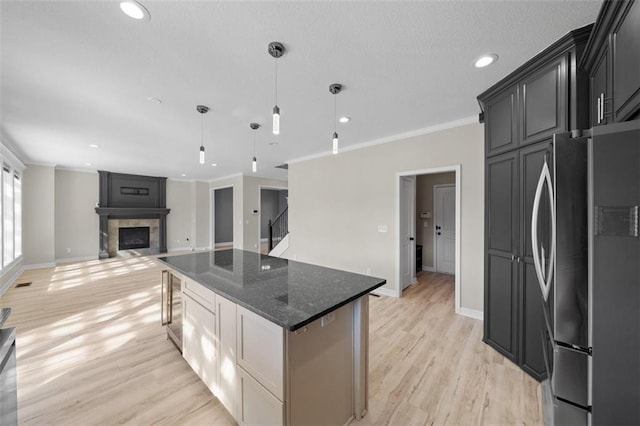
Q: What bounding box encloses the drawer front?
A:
[554,397,589,425]
[552,345,588,408]
[237,366,284,426]
[183,294,217,395]
[236,306,284,400]
[183,277,215,312]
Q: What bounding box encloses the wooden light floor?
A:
[1,258,542,425]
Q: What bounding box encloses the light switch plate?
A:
[377,225,387,233]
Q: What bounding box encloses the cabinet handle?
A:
[600,93,605,122]
[511,254,515,261]
[597,96,601,124]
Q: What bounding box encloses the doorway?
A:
[397,166,461,313]
[259,186,288,254]
[211,186,233,249]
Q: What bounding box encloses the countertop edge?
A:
[157,257,386,332]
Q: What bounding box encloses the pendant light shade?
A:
[196,105,209,164]
[268,42,285,135]
[250,123,260,173]
[330,83,342,155]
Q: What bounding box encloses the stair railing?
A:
[268,206,288,252]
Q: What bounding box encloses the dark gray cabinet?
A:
[485,87,518,157]
[519,58,567,145]
[478,26,590,381]
[582,0,640,126]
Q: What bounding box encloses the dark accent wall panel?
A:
[98,171,167,208]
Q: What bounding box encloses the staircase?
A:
[268,207,289,256]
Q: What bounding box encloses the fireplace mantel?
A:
[95,207,171,217]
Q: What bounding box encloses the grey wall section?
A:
[166,179,192,250]
[22,165,56,266]
[215,187,233,244]
[54,169,99,261]
[416,172,455,269]
[243,176,288,252]
[194,181,210,249]
[286,122,484,312]
[260,189,288,239]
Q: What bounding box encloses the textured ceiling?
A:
[1,1,601,180]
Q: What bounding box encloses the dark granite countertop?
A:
[157,249,386,331]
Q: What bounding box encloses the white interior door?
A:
[435,185,455,274]
[400,176,416,289]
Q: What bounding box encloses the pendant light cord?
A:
[252,129,256,156]
[334,93,337,133]
[275,58,278,106]
[200,112,204,147]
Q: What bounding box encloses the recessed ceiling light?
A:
[339,116,351,123]
[147,96,162,104]
[120,1,150,21]
[474,54,498,68]
[211,163,217,167]
[181,173,186,177]
[89,144,100,148]
[85,162,92,166]
[269,142,279,147]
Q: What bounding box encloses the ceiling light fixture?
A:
[119,1,150,21]
[89,144,100,148]
[339,116,351,123]
[196,105,209,165]
[330,83,342,155]
[474,54,498,68]
[250,123,260,173]
[268,42,285,135]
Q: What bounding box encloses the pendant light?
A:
[329,83,342,154]
[250,123,260,173]
[268,42,285,135]
[196,105,209,164]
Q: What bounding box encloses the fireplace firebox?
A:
[119,227,151,250]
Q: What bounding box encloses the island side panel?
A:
[287,301,356,425]
[353,295,369,419]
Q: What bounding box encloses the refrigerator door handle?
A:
[161,270,168,325]
[532,160,556,301]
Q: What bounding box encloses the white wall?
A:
[286,122,484,312]
[54,169,99,261]
[22,165,56,266]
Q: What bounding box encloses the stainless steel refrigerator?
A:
[533,120,640,425]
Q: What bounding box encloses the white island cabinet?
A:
[179,276,370,426]
[159,249,385,426]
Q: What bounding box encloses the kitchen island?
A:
[158,249,386,426]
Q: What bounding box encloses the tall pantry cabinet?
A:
[477,26,592,380]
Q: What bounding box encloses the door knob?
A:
[437,232,441,236]
[436,225,441,230]
[409,237,415,241]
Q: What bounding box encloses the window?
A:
[3,166,13,267]
[0,144,24,272]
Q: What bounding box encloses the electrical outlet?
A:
[66,248,71,254]
[321,311,336,327]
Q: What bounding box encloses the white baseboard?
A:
[168,247,192,253]
[23,262,56,270]
[421,265,436,272]
[55,255,97,264]
[214,242,233,248]
[0,263,25,296]
[458,307,483,321]
[370,287,397,298]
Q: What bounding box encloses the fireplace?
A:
[95,171,170,259]
[119,226,150,250]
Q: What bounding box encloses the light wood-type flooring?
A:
[1,257,542,425]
